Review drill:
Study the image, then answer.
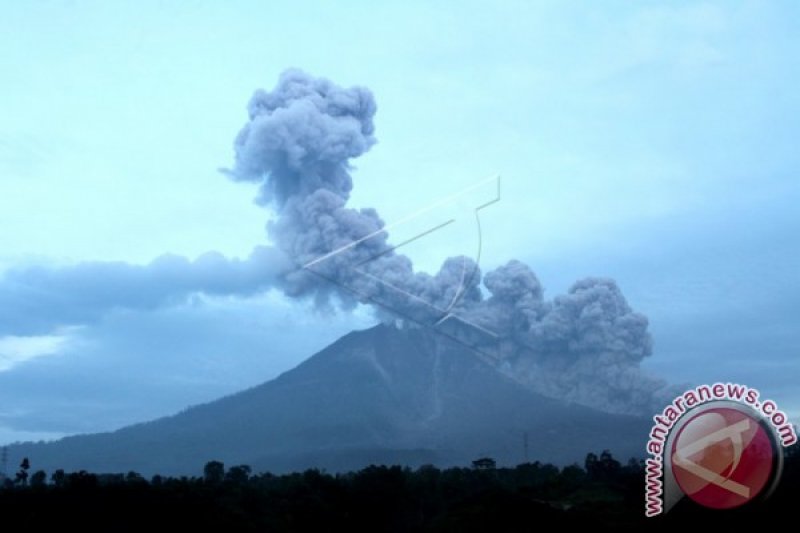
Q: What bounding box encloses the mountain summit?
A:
[11,324,650,475]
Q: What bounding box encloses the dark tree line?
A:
[0,447,797,532]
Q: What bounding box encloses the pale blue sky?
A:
[0,1,798,444]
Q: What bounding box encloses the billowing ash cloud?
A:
[0,69,675,414]
[225,69,676,414]
[229,69,376,205]
[472,269,669,413]
[227,69,483,324]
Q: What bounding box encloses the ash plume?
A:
[0,69,675,415]
[226,69,675,414]
[228,69,483,325]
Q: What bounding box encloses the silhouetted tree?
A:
[51,469,66,488]
[624,457,644,474]
[125,471,147,485]
[15,457,30,486]
[30,470,47,488]
[225,465,251,485]
[558,464,587,493]
[204,460,225,484]
[0,453,795,530]
[585,450,621,481]
[584,452,598,472]
[66,470,98,489]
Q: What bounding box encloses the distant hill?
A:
[9,324,650,476]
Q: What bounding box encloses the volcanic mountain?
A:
[10,324,650,476]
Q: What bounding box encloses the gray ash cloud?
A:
[0,69,675,415]
[226,69,675,414]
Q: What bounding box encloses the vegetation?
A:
[0,447,797,531]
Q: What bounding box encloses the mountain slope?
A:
[10,324,651,475]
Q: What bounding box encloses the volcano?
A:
[10,324,650,476]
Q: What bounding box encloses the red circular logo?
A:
[671,407,776,509]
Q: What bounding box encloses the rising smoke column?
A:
[227,69,483,323]
[0,69,673,414]
[227,69,675,414]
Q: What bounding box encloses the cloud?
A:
[0,247,288,336]
[0,329,75,372]
[0,293,372,443]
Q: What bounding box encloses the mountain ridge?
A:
[8,324,651,475]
